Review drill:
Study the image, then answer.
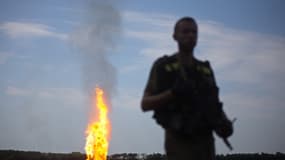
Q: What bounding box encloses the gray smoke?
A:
[70,0,121,98]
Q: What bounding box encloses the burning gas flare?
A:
[85,87,111,160]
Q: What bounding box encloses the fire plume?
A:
[85,87,110,160]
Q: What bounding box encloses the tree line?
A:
[1,150,284,160]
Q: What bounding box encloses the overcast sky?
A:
[0,0,285,155]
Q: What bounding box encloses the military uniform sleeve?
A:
[143,59,160,95]
[205,60,218,86]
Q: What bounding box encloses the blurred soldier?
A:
[141,17,233,160]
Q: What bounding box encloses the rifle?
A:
[223,118,236,151]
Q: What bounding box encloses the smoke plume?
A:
[70,0,121,98]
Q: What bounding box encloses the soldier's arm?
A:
[141,58,175,112]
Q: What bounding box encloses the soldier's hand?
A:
[214,118,233,138]
[171,76,195,98]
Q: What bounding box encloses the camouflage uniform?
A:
[165,130,215,160]
[144,54,217,160]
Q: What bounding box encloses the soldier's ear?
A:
[173,33,177,41]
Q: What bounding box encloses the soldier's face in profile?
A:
[173,21,198,49]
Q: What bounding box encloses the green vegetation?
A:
[0,150,84,160]
[0,150,284,160]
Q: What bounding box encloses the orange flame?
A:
[85,87,110,160]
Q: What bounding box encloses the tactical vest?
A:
[152,54,217,136]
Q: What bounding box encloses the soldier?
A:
[141,17,233,160]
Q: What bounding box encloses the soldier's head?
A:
[173,17,198,50]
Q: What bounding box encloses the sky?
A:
[0,0,285,155]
